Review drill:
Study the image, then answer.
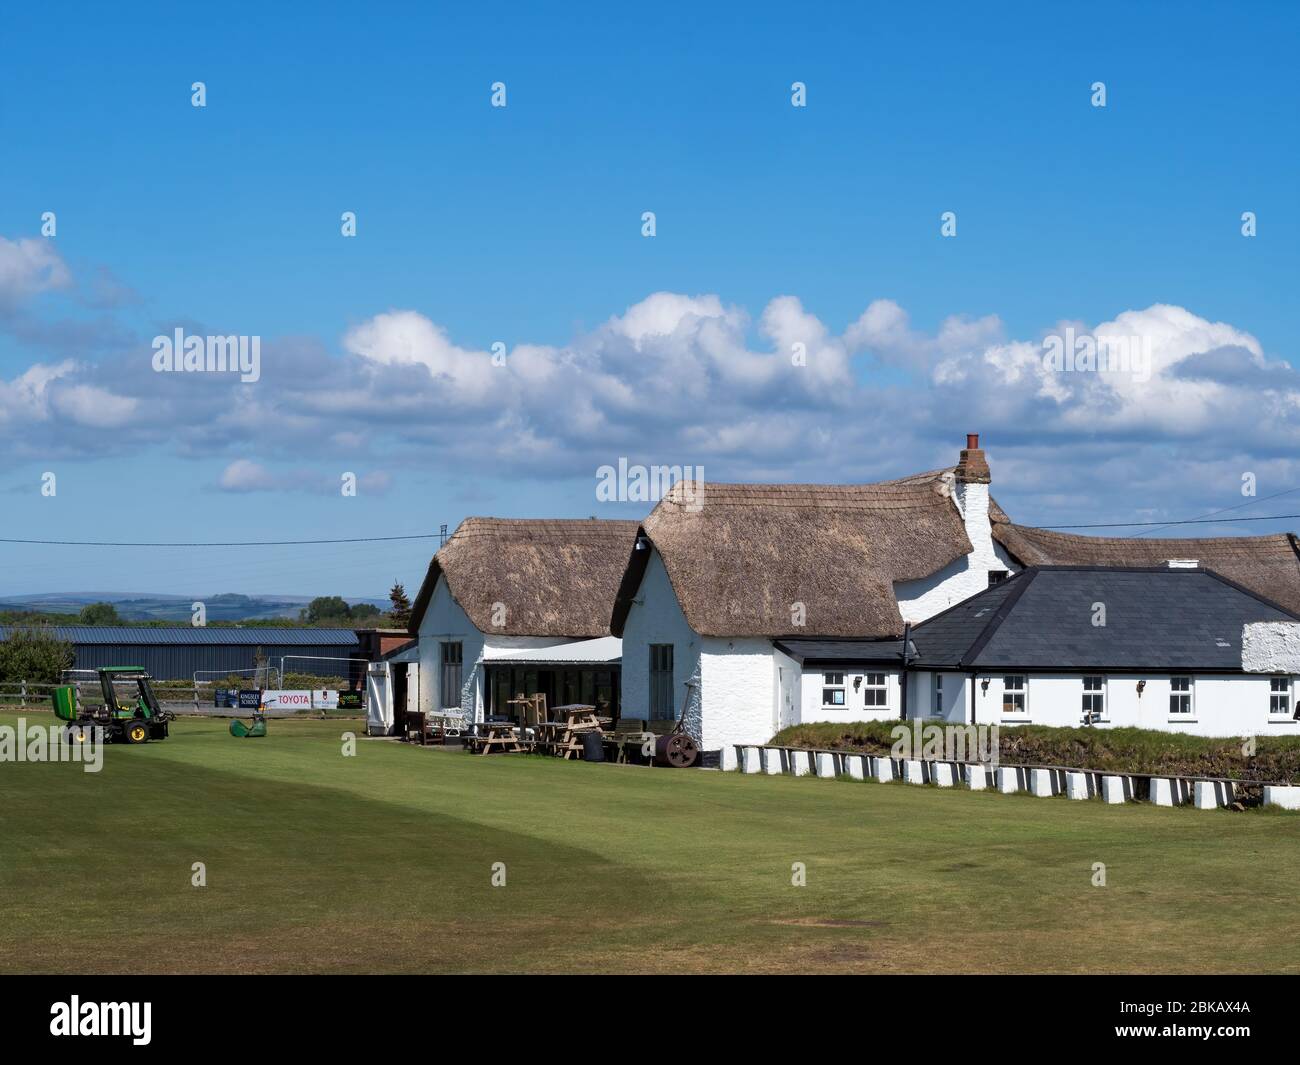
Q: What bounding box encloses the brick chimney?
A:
[956,432,991,484]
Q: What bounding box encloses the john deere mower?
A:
[50,667,175,745]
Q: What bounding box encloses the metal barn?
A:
[0,626,361,681]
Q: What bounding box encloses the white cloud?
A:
[0,237,72,309]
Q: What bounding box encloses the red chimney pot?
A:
[966,433,979,449]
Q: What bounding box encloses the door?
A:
[405,662,419,714]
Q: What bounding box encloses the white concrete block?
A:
[932,762,957,787]
[964,764,989,790]
[1194,780,1233,809]
[996,766,1024,793]
[1028,768,1057,797]
[790,750,812,777]
[874,756,896,783]
[1150,777,1178,806]
[761,748,784,775]
[1101,775,1131,804]
[845,754,866,781]
[814,752,836,778]
[1264,785,1300,810]
[721,745,739,772]
[741,746,763,774]
[1066,771,1092,801]
[903,758,926,784]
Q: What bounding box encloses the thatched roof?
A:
[612,471,974,639]
[990,519,1300,616]
[409,518,641,637]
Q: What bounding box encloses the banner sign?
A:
[311,689,339,710]
[213,688,237,708]
[337,690,363,710]
[261,690,312,711]
[238,689,263,710]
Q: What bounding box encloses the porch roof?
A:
[481,636,622,666]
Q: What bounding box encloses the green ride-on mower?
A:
[50,666,175,745]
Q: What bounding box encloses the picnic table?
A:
[472,719,528,755]
[536,704,603,759]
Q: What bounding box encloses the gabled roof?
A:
[990,517,1300,616]
[409,518,640,638]
[611,469,974,639]
[911,565,1300,671]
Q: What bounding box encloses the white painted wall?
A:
[699,637,780,749]
[416,575,569,721]
[966,672,1300,737]
[1243,622,1300,674]
[798,668,901,724]
[895,478,1018,623]
[619,546,701,727]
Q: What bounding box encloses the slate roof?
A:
[774,637,917,664]
[911,566,1300,671]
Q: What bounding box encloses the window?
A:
[931,674,944,717]
[1082,676,1105,720]
[1270,676,1292,717]
[863,673,888,709]
[1002,675,1026,715]
[440,642,463,708]
[649,645,674,720]
[1169,676,1193,716]
[821,672,846,707]
[988,570,1009,586]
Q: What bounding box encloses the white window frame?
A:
[862,672,888,711]
[1269,676,1292,717]
[822,672,846,708]
[1169,676,1193,717]
[1082,675,1106,721]
[931,673,944,718]
[1002,675,1027,716]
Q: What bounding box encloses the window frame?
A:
[1269,676,1292,717]
[821,672,846,708]
[1002,675,1027,716]
[862,672,888,710]
[439,641,463,709]
[931,673,944,718]
[1169,675,1193,717]
[649,644,674,720]
[1082,675,1106,721]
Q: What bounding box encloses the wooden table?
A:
[474,720,526,755]
[537,704,603,759]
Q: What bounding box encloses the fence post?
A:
[21,679,27,706]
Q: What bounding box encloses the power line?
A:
[0,533,442,548]
[1127,486,1300,538]
[1044,514,1300,530]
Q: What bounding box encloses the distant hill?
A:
[0,592,388,623]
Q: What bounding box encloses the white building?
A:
[612,436,1300,750]
[785,565,1300,739]
[408,518,637,724]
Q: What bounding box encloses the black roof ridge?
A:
[961,567,1039,666]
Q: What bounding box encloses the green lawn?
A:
[2,711,1298,974]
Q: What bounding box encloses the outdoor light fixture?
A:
[853,676,862,690]
[980,678,990,693]
[1137,680,1147,697]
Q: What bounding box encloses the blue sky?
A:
[1,1,1297,599]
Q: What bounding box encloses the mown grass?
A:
[2,712,1299,974]
[773,720,1300,782]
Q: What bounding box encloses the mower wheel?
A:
[124,719,150,745]
[64,724,89,746]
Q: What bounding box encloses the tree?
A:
[389,582,412,628]
[301,596,353,624]
[0,627,75,684]
[78,601,121,625]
